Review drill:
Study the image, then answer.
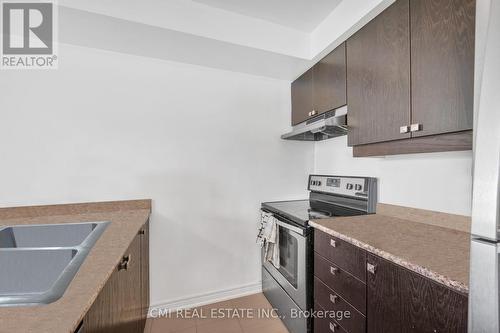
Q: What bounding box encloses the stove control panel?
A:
[308,175,372,198]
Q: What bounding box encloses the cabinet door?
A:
[347,0,411,146]
[118,234,143,333]
[313,43,347,115]
[410,0,475,137]
[83,266,121,333]
[366,254,402,333]
[291,69,313,125]
[140,221,150,331]
[83,234,144,333]
[400,269,468,332]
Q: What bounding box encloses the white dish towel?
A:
[257,211,280,268]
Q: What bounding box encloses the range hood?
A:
[281,106,348,141]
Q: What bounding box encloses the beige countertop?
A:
[0,200,151,333]
[309,203,471,294]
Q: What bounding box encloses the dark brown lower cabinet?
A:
[314,278,366,333]
[315,302,348,333]
[400,268,468,333]
[366,253,468,333]
[313,230,468,333]
[366,254,402,333]
[81,221,150,333]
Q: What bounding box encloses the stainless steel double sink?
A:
[0,221,109,307]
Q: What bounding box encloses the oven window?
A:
[278,227,298,289]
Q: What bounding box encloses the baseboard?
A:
[148,281,262,318]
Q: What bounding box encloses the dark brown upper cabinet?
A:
[410,0,475,137]
[313,43,347,115]
[346,0,474,156]
[291,43,347,126]
[347,0,411,146]
[291,68,313,125]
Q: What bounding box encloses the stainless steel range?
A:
[260,175,377,333]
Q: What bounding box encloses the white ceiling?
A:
[58,0,393,79]
[192,0,343,32]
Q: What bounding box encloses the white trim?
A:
[147,282,262,318]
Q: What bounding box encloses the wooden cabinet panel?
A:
[83,265,121,333]
[315,231,367,282]
[314,302,347,333]
[314,253,366,314]
[291,44,347,126]
[314,278,366,333]
[400,268,468,333]
[117,234,142,333]
[291,69,313,125]
[140,221,150,331]
[410,0,475,137]
[313,43,347,114]
[352,130,473,157]
[366,254,402,333]
[82,230,147,333]
[347,0,411,146]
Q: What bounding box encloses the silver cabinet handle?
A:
[330,266,339,275]
[329,294,338,304]
[329,322,339,332]
[367,262,376,274]
[410,123,422,132]
[330,239,337,248]
[400,125,410,134]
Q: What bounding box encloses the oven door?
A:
[262,213,308,310]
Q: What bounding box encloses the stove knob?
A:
[317,181,322,186]
[355,184,362,191]
[346,183,354,190]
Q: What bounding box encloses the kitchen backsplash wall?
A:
[0,44,314,309]
[314,136,473,216]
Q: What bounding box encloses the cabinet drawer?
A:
[314,302,347,333]
[314,277,366,333]
[314,230,366,282]
[314,253,366,314]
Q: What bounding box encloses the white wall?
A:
[310,0,395,61]
[314,136,473,216]
[0,44,314,308]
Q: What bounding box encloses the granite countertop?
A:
[0,200,151,333]
[309,203,471,294]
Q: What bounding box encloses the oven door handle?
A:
[274,219,305,235]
